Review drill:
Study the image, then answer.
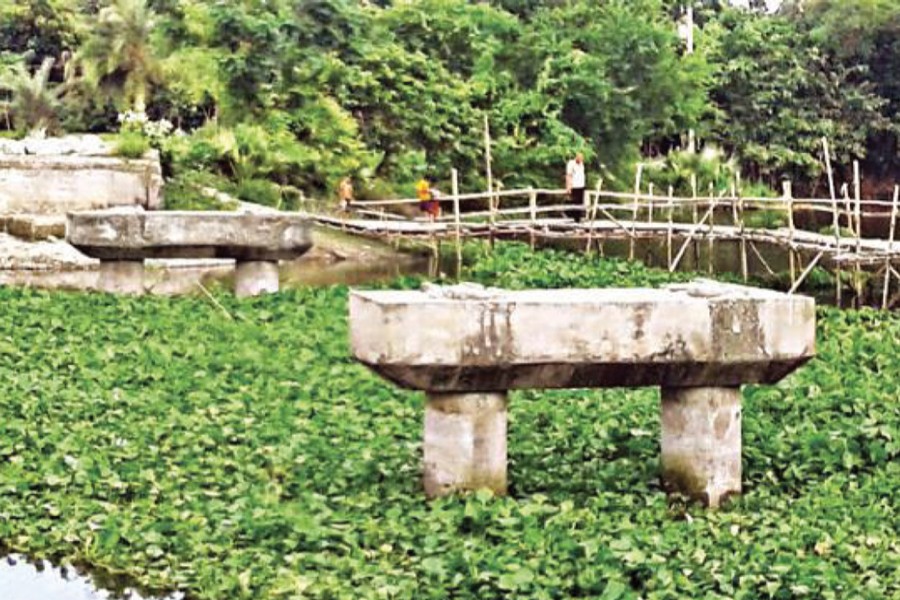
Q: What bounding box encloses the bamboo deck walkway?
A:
[308,180,900,308]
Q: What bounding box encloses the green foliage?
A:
[162,170,238,211]
[0,244,899,598]
[464,242,693,289]
[234,177,282,208]
[644,145,739,196]
[0,57,64,135]
[112,130,149,158]
[7,0,900,204]
[702,7,891,187]
[69,0,162,111]
[0,0,81,69]
[745,208,788,229]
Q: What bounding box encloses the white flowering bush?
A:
[117,110,174,147]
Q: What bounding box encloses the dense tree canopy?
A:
[2,0,900,203]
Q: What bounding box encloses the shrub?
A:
[113,130,149,158]
[235,177,281,207]
[163,171,238,211]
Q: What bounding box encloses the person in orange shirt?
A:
[416,177,442,220]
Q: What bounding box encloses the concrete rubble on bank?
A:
[0,135,163,215]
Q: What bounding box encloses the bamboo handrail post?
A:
[629,163,643,260]
[528,187,537,224]
[707,182,715,274]
[666,186,674,269]
[690,174,699,268]
[853,162,863,305]
[528,187,537,250]
[854,160,862,245]
[882,184,899,309]
[585,179,603,254]
[735,179,748,282]
[784,181,796,287]
[452,168,462,279]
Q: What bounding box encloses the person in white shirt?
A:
[565,152,586,223]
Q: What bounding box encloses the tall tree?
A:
[70,0,161,111]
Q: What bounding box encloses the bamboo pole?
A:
[748,241,776,277]
[690,174,699,268]
[670,203,716,272]
[822,136,840,259]
[735,178,748,282]
[839,182,853,307]
[854,161,863,305]
[484,114,494,224]
[830,185,842,306]
[528,187,537,250]
[882,184,898,309]
[452,168,462,278]
[629,163,643,260]
[784,181,796,288]
[647,183,655,223]
[822,138,837,208]
[854,160,862,243]
[789,251,825,295]
[707,182,715,274]
[585,179,603,254]
[666,186,674,269]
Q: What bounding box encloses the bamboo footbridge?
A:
[310,176,900,308]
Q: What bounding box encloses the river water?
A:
[0,553,183,600]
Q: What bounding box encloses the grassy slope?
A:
[0,243,897,599]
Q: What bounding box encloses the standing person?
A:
[565,152,586,223]
[337,177,354,212]
[416,176,442,221]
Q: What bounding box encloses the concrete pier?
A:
[424,393,508,498]
[350,280,815,506]
[97,260,144,295]
[661,386,741,507]
[234,261,280,298]
[67,210,312,296]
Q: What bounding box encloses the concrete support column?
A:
[234,260,279,298]
[660,386,742,508]
[424,392,508,498]
[97,260,144,295]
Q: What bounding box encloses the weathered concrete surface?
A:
[7,215,67,241]
[67,211,313,261]
[661,386,741,508]
[350,281,815,504]
[424,392,508,498]
[0,232,95,270]
[0,152,162,214]
[234,261,280,298]
[97,260,145,295]
[350,281,816,392]
[0,135,111,156]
